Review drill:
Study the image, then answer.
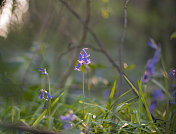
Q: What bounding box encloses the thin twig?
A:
[59,0,138,96]
[0,122,60,134]
[118,0,130,95]
[22,1,53,89]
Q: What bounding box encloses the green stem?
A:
[47,74,51,129]
[82,65,85,116]
[12,97,14,123]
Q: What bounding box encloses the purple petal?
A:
[152,89,165,101]
[60,115,69,122]
[64,123,71,129]
[39,68,45,72]
[79,53,83,61]
[46,92,52,99]
[74,63,81,71]
[82,48,90,57]
[149,100,157,113]
[43,101,47,109]
[40,91,44,99]
[143,71,150,83]
[147,38,158,49]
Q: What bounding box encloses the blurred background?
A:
[0,0,176,104]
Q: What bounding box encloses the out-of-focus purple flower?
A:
[143,71,149,83]
[60,110,76,129]
[69,110,76,121]
[149,100,157,113]
[60,115,69,121]
[169,69,176,81]
[39,68,48,75]
[64,123,71,129]
[173,84,176,98]
[146,50,160,76]
[18,130,23,134]
[152,89,165,101]
[147,38,158,50]
[40,89,44,99]
[43,101,47,109]
[143,39,160,83]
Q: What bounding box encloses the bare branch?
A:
[0,122,60,134]
[58,0,91,89]
[58,0,138,96]
[118,0,130,94]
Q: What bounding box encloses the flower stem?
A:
[12,97,14,123]
[47,74,51,129]
[82,65,85,116]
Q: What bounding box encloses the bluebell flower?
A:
[149,100,157,113]
[64,123,71,129]
[74,48,91,71]
[143,39,160,83]
[46,91,52,99]
[74,62,82,71]
[39,68,47,75]
[147,38,158,50]
[43,101,47,109]
[40,89,44,99]
[82,48,90,57]
[83,57,91,64]
[60,115,69,122]
[79,53,83,62]
[60,110,76,129]
[143,71,149,83]
[146,50,160,76]
[169,69,176,81]
[152,89,165,101]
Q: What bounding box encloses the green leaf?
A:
[106,77,117,110]
[137,79,153,123]
[170,32,176,40]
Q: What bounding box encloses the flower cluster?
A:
[74,48,91,71]
[40,89,52,109]
[143,38,160,83]
[60,110,76,129]
[39,68,48,75]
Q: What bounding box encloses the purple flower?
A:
[146,50,160,76]
[64,123,71,129]
[74,48,91,71]
[173,84,176,98]
[39,68,47,75]
[46,91,52,99]
[169,69,176,81]
[40,90,44,99]
[74,63,81,71]
[149,100,157,113]
[147,38,158,50]
[83,57,91,64]
[43,101,47,109]
[152,89,165,101]
[82,48,90,57]
[143,71,149,83]
[79,53,83,62]
[60,115,69,121]
[69,110,76,121]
